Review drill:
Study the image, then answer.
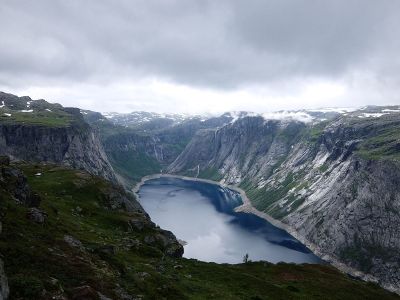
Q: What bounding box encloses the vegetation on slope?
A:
[0,92,81,127]
[0,108,73,127]
[0,161,399,299]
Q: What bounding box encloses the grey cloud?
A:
[0,0,400,89]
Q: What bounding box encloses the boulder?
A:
[26,207,47,224]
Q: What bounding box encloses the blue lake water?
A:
[138,177,321,264]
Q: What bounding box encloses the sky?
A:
[1,0,400,114]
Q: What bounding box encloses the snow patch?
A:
[262,111,314,123]
[20,109,33,113]
[0,101,4,108]
[45,109,52,112]
[3,113,11,117]
[358,113,389,118]
[307,107,358,114]
[382,109,400,113]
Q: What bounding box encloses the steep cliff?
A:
[168,109,400,293]
[84,110,234,186]
[0,92,116,182]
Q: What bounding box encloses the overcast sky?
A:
[1,0,400,114]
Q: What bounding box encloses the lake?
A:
[138,177,321,264]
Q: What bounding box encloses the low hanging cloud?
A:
[0,0,399,113]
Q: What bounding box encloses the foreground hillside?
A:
[0,159,398,299]
[168,107,400,293]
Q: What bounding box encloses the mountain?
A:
[102,111,193,133]
[1,91,399,298]
[0,92,116,182]
[168,105,400,293]
[0,158,398,299]
[82,110,235,186]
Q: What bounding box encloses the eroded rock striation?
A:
[168,112,400,293]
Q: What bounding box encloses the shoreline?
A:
[133,173,383,291]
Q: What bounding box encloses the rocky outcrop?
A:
[168,114,400,293]
[0,156,41,207]
[168,116,306,183]
[0,123,116,182]
[0,92,117,182]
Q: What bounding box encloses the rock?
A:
[64,235,83,250]
[101,187,145,213]
[159,230,184,258]
[114,286,139,300]
[97,292,112,300]
[128,219,147,231]
[0,92,117,182]
[143,235,156,245]
[96,245,117,256]
[26,207,47,224]
[173,265,183,270]
[0,165,41,207]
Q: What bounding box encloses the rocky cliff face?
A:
[84,110,235,186]
[0,92,116,182]
[168,111,400,293]
[168,116,306,183]
[0,123,116,182]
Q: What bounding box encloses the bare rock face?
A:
[168,114,400,293]
[26,208,47,224]
[0,161,41,207]
[0,124,116,182]
[0,92,117,183]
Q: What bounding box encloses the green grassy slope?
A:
[0,108,73,127]
[0,163,399,299]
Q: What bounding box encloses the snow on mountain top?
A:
[261,111,315,123]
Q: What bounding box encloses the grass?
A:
[0,108,73,127]
[107,149,161,184]
[243,173,298,215]
[198,168,223,181]
[356,127,400,161]
[0,163,399,299]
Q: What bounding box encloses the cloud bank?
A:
[0,0,399,113]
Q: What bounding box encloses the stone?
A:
[26,207,47,224]
[64,235,83,250]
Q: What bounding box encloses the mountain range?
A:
[1,90,400,299]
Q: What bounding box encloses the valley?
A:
[0,91,400,299]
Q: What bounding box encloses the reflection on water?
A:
[138,177,322,264]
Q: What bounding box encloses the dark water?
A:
[138,177,321,264]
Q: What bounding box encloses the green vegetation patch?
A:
[107,149,161,185]
[0,163,399,299]
[0,108,73,127]
[357,127,400,161]
[198,167,223,181]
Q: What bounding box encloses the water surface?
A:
[138,177,321,264]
